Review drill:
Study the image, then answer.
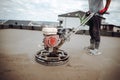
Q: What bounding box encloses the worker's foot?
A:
[84,46,94,51]
[88,49,102,55]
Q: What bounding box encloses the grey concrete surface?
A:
[0,29,120,80]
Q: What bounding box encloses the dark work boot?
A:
[84,39,95,50]
[89,42,102,55]
[95,42,100,49]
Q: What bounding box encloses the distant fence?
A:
[0,24,120,37]
[0,24,42,31]
[75,30,120,37]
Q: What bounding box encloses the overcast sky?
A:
[0,0,120,26]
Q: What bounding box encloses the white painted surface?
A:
[58,17,89,30]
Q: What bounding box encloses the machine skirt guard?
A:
[35,49,69,66]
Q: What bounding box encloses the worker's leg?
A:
[87,16,95,50]
[89,15,102,55]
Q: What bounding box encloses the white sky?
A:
[0,0,120,26]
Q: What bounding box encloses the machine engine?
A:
[35,27,69,66]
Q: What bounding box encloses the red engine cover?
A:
[44,35,59,47]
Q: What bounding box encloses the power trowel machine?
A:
[35,11,106,66]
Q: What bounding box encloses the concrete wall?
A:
[0,24,120,37]
[76,30,120,37]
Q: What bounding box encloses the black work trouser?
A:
[88,15,102,49]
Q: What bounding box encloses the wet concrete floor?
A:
[0,29,120,80]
